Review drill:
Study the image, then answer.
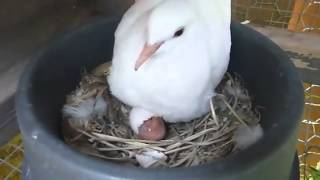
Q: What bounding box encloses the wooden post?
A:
[288,0,305,32]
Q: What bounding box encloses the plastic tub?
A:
[16,18,304,180]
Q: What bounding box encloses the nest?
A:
[62,62,261,168]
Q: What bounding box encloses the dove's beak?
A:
[135,42,162,71]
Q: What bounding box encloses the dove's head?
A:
[134,0,197,71]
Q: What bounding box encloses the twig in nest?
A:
[210,99,220,127]
[221,97,249,128]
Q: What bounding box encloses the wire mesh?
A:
[299,84,320,179]
[0,135,23,180]
[232,0,320,33]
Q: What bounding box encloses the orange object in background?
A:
[288,0,320,33]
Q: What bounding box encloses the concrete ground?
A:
[0,0,319,145]
[251,25,320,85]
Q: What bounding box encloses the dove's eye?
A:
[174,28,184,38]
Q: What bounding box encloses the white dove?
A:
[108,0,231,140]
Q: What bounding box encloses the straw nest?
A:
[62,62,261,168]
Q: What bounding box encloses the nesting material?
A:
[62,62,263,168]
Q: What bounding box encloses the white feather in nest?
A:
[135,149,167,168]
[63,96,107,129]
[233,124,264,150]
[94,96,108,119]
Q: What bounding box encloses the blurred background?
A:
[0,0,319,179]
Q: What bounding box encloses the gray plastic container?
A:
[16,18,304,180]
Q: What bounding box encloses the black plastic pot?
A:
[16,18,304,180]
